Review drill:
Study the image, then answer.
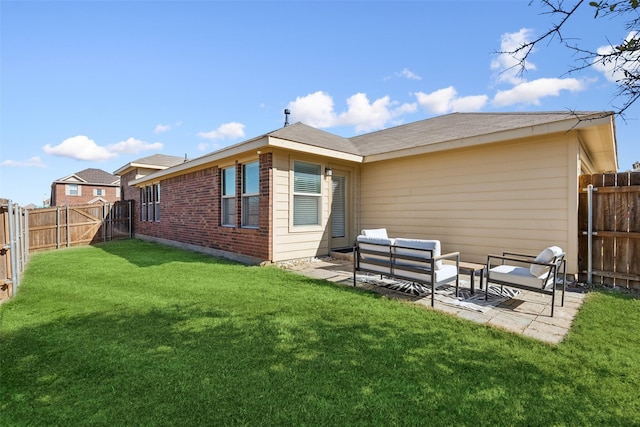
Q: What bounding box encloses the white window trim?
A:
[290,160,323,232]
[241,161,259,228]
[221,166,236,227]
[66,183,81,196]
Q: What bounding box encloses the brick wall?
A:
[133,153,273,261]
[52,183,120,206]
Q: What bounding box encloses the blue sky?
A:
[2,0,639,207]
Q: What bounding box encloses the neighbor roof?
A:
[54,168,120,185]
[113,154,186,175]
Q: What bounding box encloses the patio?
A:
[283,253,587,345]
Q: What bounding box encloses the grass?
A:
[1,239,639,426]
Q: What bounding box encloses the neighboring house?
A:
[633,161,640,172]
[115,111,618,274]
[50,168,121,206]
[114,154,186,203]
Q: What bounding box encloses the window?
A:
[293,161,321,226]
[94,188,105,196]
[154,184,160,222]
[221,166,236,226]
[140,188,147,221]
[242,161,259,227]
[146,186,154,222]
[66,184,80,196]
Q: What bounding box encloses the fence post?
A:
[66,205,70,247]
[587,184,593,284]
[7,201,17,296]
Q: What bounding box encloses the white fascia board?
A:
[267,136,363,162]
[129,135,363,187]
[114,163,171,176]
[364,113,614,163]
[129,137,269,186]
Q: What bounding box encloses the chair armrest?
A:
[502,251,537,260]
[434,251,460,262]
[488,253,566,268]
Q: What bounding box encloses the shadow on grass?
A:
[3,298,637,426]
[90,238,244,268]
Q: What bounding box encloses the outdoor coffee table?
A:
[444,260,486,294]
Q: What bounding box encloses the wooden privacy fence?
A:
[0,199,28,300]
[578,172,640,289]
[29,201,133,252]
[0,200,132,301]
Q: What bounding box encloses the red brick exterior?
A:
[131,153,273,261]
[51,183,120,206]
[120,170,140,203]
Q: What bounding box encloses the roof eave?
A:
[129,135,363,187]
[363,113,617,163]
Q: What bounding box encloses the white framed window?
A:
[154,184,160,222]
[146,186,154,222]
[242,161,259,228]
[94,188,105,196]
[140,188,147,221]
[221,166,236,226]
[293,161,321,226]
[66,183,80,196]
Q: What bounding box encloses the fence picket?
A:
[579,172,640,289]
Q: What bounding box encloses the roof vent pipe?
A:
[284,109,290,127]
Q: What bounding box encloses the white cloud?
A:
[398,68,422,80]
[154,121,182,134]
[154,124,171,133]
[0,156,46,168]
[287,91,417,133]
[43,135,163,161]
[109,137,163,154]
[491,28,537,85]
[338,93,394,133]
[197,143,210,152]
[414,87,488,114]
[197,122,246,140]
[492,77,585,107]
[287,91,337,128]
[43,135,117,161]
[593,31,640,83]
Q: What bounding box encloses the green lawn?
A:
[1,239,639,426]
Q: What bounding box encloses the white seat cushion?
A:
[530,246,563,277]
[393,263,457,284]
[393,238,443,270]
[361,228,388,238]
[490,265,553,290]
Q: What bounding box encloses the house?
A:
[114,154,186,202]
[50,168,121,206]
[115,111,618,274]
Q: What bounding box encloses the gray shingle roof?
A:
[56,168,120,185]
[131,154,186,167]
[268,122,361,154]
[349,111,608,156]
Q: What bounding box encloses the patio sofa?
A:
[485,246,567,317]
[353,228,460,307]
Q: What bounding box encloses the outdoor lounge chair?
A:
[485,246,566,317]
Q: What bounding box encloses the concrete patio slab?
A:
[280,255,587,345]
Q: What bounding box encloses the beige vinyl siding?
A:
[360,133,580,273]
[271,150,331,262]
